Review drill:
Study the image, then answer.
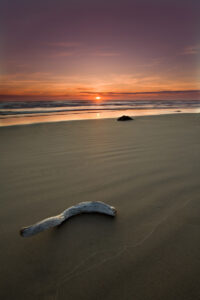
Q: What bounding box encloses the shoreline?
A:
[0,109,199,128]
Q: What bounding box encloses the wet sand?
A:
[0,114,200,299]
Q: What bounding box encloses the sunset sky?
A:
[0,0,200,101]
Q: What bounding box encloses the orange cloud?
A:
[1,71,200,101]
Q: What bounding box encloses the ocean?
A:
[0,99,200,126]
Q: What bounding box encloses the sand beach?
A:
[0,114,200,299]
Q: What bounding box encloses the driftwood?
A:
[20,201,116,237]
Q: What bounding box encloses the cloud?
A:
[181,45,200,55]
[49,51,75,57]
[92,51,120,57]
[45,41,82,57]
[45,42,121,58]
[1,89,199,101]
[46,42,82,48]
[80,89,200,95]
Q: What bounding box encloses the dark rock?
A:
[175,110,181,112]
[117,115,133,121]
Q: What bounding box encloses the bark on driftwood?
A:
[20,201,116,237]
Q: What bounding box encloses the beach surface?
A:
[0,114,200,300]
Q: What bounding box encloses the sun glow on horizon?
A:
[96,96,101,100]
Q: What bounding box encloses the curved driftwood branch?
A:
[20,201,116,237]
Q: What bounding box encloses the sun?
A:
[96,96,101,100]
